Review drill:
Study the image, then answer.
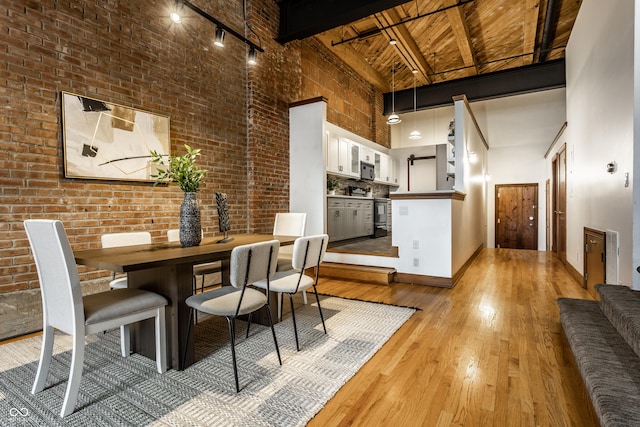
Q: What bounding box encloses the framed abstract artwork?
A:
[61,92,170,182]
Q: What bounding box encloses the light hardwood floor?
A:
[309,248,599,427]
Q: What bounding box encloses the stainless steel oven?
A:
[373,198,388,238]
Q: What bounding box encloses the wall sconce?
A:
[607,161,617,173]
[171,0,263,64]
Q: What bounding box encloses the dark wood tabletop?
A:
[74,234,297,273]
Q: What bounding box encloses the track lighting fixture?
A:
[389,39,397,45]
[173,0,264,63]
[214,26,225,47]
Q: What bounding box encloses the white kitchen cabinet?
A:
[360,146,374,164]
[390,157,399,185]
[326,133,360,178]
[374,152,395,184]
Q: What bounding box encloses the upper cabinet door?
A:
[326,133,342,174]
[349,141,360,176]
[361,146,373,164]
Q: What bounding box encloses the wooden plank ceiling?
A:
[292,0,582,93]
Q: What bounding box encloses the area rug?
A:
[0,297,414,426]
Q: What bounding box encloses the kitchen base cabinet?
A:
[327,197,373,242]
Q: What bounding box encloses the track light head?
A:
[247,47,257,65]
[214,27,225,47]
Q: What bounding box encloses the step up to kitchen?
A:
[319,262,396,285]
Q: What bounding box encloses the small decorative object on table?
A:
[215,192,233,243]
[151,144,206,247]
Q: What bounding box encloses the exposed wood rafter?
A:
[315,30,391,92]
[442,0,478,76]
[375,8,433,85]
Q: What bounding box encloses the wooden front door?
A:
[584,228,606,299]
[495,184,538,249]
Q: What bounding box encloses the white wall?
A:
[452,98,488,272]
[392,106,455,148]
[391,145,437,192]
[562,0,634,285]
[289,101,327,236]
[393,90,565,251]
[487,144,548,249]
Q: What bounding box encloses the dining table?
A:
[74,233,296,370]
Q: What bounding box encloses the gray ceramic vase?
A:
[179,192,201,247]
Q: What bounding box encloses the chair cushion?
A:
[253,270,313,294]
[83,289,167,326]
[108,277,128,289]
[185,286,267,317]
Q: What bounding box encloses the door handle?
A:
[529,216,534,220]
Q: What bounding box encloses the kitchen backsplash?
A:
[328,175,390,198]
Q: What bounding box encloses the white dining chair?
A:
[182,239,282,392]
[101,231,152,289]
[252,234,328,351]
[25,220,167,418]
[273,212,307,320]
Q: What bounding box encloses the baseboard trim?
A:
[394,273,453,288]
[395,244,484,288]
[452,244,484,286]
[564,260,584,288]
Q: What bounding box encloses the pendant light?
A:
[386,64,401,125]
[409,73,422,139]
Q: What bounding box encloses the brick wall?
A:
[300,37,390,148]
[0,0,388,339]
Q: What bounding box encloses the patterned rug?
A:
[0,297,414,426]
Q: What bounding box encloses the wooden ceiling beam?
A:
[376,9,433,85]
[315,30,391,92]
[523,0,541,65]
[441,0,478,76]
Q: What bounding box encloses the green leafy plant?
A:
[327,176,339,191]
[150,144,206,193]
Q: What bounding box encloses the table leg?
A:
[127,263,195,370]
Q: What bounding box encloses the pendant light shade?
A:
[387,113,401,125]
[387,64,401,125]
[409,74,422,139]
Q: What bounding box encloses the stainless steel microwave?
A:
[361,161,375,181]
